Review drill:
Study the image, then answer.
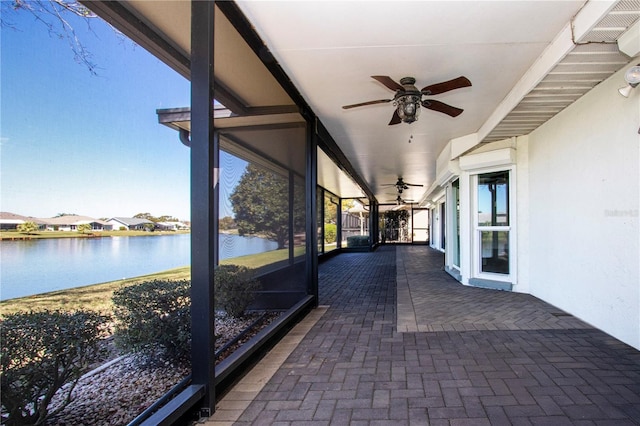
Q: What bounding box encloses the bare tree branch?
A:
[1,0,124,75]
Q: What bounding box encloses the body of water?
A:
[0,233,277,300]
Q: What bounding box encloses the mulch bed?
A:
[45,311,281,425]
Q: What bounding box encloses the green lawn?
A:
[0,266,191,316]
[0,245,307,317]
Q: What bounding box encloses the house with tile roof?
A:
[42,215,111,232]
[0,212,46,230]
[106,217,154,231]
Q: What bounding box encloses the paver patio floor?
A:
[208,246,640,425]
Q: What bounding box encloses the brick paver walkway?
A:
[216,246,640,425]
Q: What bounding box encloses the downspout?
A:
[179,128,191,147]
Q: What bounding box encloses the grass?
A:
[0,245,307,317]
[221,245,306,268]
[0,267,191,317]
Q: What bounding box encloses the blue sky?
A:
[1,5,193,220]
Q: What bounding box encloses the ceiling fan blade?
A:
[372,75,404,92]
[342,99,392,109]
[422,99,464,117]
[405,183,423,187]
[421,76,472,95]
[388,109,402,125]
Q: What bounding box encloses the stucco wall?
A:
[527,63,640,349]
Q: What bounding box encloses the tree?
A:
[230,164,289,249]
[1,0,110,75]
[341,199,356,211]
[134,212,156,222]
[76,223,91,234]
[133,213,179,223]
[324,196,337,223]
[324,223,337,244]
[16,221,39,234]
[219,216,236,230]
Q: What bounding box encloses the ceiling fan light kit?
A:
[394,77,421,124]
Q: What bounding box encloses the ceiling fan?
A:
[387,195,414,205]
[342,75,472,125]
[382,177,423,194]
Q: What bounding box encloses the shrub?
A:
[1,310,109,426]
[16,221,39,235]
[347,235,369,247]
[112,280,191,364]
[214,265,261,318]
[324,223,337,243]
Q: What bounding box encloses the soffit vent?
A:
[483,1,639,143]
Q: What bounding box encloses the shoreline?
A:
[0,234,294,315]
[0,266,191,316]
[0,229,190,241]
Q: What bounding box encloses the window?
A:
[452,179,460,267]
[341,198,369,247]
[412,209,429,243]
[440,202,446,250]
[323,192,338,252]
[476,171,510,275]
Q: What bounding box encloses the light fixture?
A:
[395,94,421,123]
[618,64,640,97]
[394,77,422,124]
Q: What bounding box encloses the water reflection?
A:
[1,233,278,300]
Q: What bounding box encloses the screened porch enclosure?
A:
[216,126,309,309]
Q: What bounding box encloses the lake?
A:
[0,233,278,301]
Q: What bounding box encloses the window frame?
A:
[471,166,516,282]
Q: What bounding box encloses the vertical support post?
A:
[289,170,295,264]
[307,121,318,306]
[190,0,216,416]
[369,202,375,247]
[337,198,343,249]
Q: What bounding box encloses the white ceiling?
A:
[98,0,639,206]
[235,0,639,205]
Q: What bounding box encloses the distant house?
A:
[42,215,111,232]
[0,212,46,230]
[107,217,154,231]
[156,221,190,231]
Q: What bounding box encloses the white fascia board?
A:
[476,0,617,145]
[419,181,440,206]
[450,133,479,159]
[435,160,461,188]
[419,140,458,205]
[618,19,640,58]
[421,132,478,205]
[459,148,516,171]
[419,179,450,206]
[435,142,452,180]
